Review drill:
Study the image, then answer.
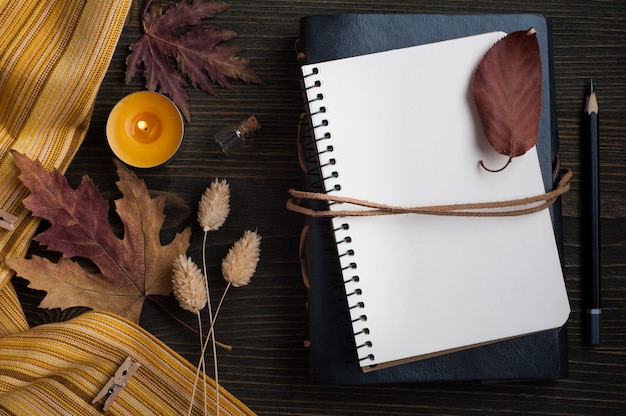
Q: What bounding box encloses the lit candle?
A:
[106,91,184,168]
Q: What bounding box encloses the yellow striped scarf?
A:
[0,1,253,414]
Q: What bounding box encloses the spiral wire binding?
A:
[303,66,374,364]
[297,113,359,366]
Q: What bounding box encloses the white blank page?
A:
[301,32,570,369]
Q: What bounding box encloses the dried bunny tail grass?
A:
[198,178,230,232]
[172,254,208,314]
[222,230,261,287]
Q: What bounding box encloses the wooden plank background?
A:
[16,0,626,414]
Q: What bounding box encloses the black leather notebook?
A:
[295,14,569,385]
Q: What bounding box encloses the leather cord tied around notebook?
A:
[287,168,571,218]
[291,112,572,218]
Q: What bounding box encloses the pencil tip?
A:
[590,79,594,93]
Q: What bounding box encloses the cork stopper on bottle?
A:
[239,115,261,137]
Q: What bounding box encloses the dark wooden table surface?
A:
[21,0,626,414]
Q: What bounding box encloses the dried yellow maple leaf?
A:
[6,152,191,323]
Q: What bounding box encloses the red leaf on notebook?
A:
[6,152,191,323]
[472,29,542,172]
[125,0,262,121]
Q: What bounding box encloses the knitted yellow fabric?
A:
[0,311,253,415]
[0,1,253,414]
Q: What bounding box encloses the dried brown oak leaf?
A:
[472,28,542,172]
[6,152,191,323]
[125,0,262,121]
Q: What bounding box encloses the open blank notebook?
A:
[300,31,570,370]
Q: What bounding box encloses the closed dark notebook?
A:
[296,13,568,385]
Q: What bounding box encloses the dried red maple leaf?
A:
[6,152,191,323]
[125,0,262,121]
[472,29,542,172]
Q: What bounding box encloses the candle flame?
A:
[137,120,149,131]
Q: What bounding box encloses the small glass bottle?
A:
[214,115,261,154]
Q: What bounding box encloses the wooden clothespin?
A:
[0,209,17,231]
[92,357,141,411]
